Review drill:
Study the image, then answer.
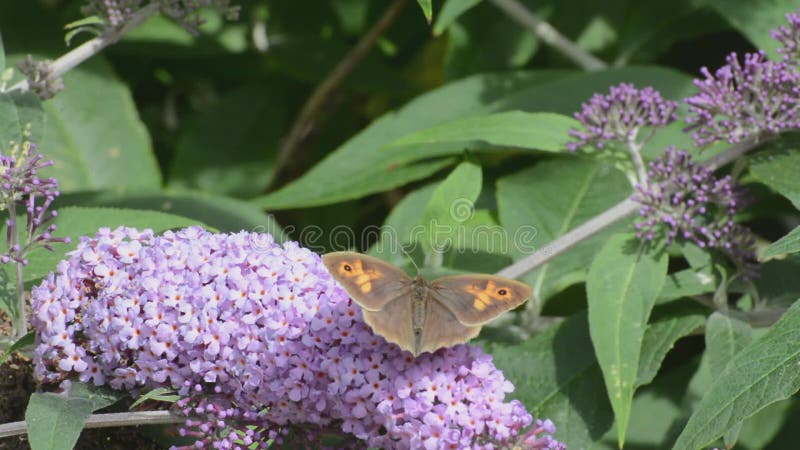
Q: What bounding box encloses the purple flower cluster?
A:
[772,9,800,63]
[0,142,69,265]
[633,147,757,274]
[31,226,563,449]
[567,83,679,151]
[684,51,800,146]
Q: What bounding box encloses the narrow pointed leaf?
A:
[587,234,668,447]
[416,0,433,23]
[763,225,800,259]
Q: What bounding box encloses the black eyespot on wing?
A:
[498,289,507,296]
[343,264,352,272]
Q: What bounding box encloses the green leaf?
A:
[599,358,702,449]
[492,312,614,449]
[754,257,800,308]
[586,234,668,447]
[705,312,752,376]
[704,0,800,58]
[382,111,576,159]
[433,0,482,35]
[253,66,693,210]
[636,302,706,387]
[168,84,288,197]
[63,16,104,45]
[0,90,44,147]
[25,55,162,192]
[673,299,800,450]
[497,159,631,310]
[704,312,752,448]
[421,161,482,253]
[23,206,201,282]
[416,0,433,23]
[58,190,286,237]
[0,330,34,366]
[764,225,800,259]
[737,398,794,449]
[26,382,120,450]
[749,138,800,209]
[657,267,717,304]
[130,387,180,409]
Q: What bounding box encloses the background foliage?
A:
[3,0,800,448]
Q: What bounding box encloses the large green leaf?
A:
[21,56,161,192]
[168,84,288,197]
[492,312,614,449]
[382,111,576,159]
[636,302,706,387]
[763,225,800,259]
[673,299,800,450]
[496,159,631,309]
[26,382,121,450]
[749,138,800,209]
[0,91,44,147]
[58,190,286,237]
[704,0,800,58]
[421,161,482,254]
[657,268,717,304]
[705,312,752,376]
[253,66,693,210]
[22,206,200,282]
[586,234,668,447]
[704,312,753,448]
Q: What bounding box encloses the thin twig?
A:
[0,410,183,439]
[496,137,760,280]
[270,0,410,186]
[7,3,161,94]
[488,0,607,71]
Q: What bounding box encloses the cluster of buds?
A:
[81,0,240,34]
[16,55,64,100]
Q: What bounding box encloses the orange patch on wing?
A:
[341,259,382,295]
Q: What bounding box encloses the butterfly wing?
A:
[322,252,412,311]
[416,298,480,355]
[362,300,416,354]
[430,275,531,326]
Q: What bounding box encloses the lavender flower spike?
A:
[0,141,70,265]
[568,83,679,151]
[685,51,800,146]
[633,146,757,275]
[31,226,565,449]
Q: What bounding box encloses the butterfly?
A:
[322,252,532,356]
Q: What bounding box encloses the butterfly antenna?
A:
[400,244,421,275]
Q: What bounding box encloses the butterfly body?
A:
[323,252,532,356]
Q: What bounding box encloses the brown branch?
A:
[270,0,411,187]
